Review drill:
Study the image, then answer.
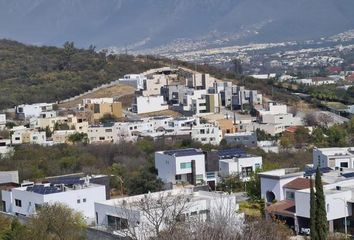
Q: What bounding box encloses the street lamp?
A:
[333,197,348,238]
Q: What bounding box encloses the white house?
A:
[0,171,19,184]
[191,123,222,145]
[119,74,146,90]
[313,147,354,169]
[155,149,206,186]
[132,96,168,114]
[1,176,106,223]
[219,153,262,181]
[11,128,47,145]
[16,103,54,119]
[94,188,243,239]
[259,168,304,203]
[0,114,6,130]
[0,139,13,157]
[264,168,354,235]
[88,123,117,143]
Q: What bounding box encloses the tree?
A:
[27,203,87,240]
[68,132,88,144]
[294,126,310,147]
[280,132,295,148]
[3,219,28,240]
[310,177,318,240]
[245,168,261,201]
[233,59,243,76]
[315,167,328,240]
[62,41,76,70]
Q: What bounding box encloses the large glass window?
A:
[107,215,128,230]
[180,162,192,169]
[286,191,295,200]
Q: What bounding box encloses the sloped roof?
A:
[283,178,312,190]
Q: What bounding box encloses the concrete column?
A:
[294,215,299,234]
[329,220,334,233]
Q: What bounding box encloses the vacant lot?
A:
[58,84,135,108]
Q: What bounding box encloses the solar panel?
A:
[218,148,246,158]
[342,172,354,178]
[304,167,332,177]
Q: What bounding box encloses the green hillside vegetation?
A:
[0,40,163,109]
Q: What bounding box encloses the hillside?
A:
[0,0,353,50]
[0,40,163,109]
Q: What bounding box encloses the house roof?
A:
[163,148,203,157]
[283,178,313,190]
[266,200,295,217]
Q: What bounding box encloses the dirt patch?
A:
[58,84,135,109]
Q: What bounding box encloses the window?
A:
[105,129,112,132]
[196,174,204,180]
[180,162,192,169]
[175,175,181,180]
[107,215,128,230]
[255,163,261,169]
[35,204,42,211]
[77,199,81,204]
[83,198,86,203]
[241,167,253,178]
[286,191,295,200]
[15,199,22,207]
[340,162,349,168]
[99,137,105,140]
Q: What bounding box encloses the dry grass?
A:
[138,109,182,118]
[58,84,135,109]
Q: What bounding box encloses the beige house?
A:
[52,130,76,144]
[85,102,123,123]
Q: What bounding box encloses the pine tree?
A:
[315,167,328,240]
[310,176,318,240]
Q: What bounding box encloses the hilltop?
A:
[0,40,163,109]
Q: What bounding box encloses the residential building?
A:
[231,86,262,110]
[142,74,168,96]
[88,123,116,143]
[191,123,222,145]
[0,139,13,156]
[223,132,257,147]
[83,98,123,123]
[0,114,5,130]
[119,74,146,90]
[217,149,262,180]
[52,130,76,144]
[1,176,106,223]
[263,168,354,235]
[155,149,206,186]
[313,147,354,169]
[0,171,19,184]
[94,188,242,239]
[132,96,168,114]
[15,103,54,119]
[11,128,46,145]
[186,73,214,90]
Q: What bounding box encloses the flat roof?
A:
[163,148,203,157]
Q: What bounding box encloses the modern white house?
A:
[94,188,243,239]
[313,147,354,169]
[219,152,262,181]
[132,96,168,114]
[263,167,354,235]
[155,149,206,186]
[191,123,222,145]
[15,103,54,119]
[119,74,146,90]
[1,176,106,223]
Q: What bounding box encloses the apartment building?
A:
[186,73,214,90]
[231,86,262,110]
